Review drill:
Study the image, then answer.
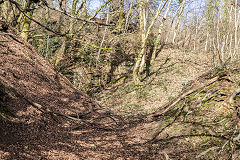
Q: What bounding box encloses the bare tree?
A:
[133,0,173,85]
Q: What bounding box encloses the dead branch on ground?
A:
[151,74,227,119]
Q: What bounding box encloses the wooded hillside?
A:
[0,0,240,159]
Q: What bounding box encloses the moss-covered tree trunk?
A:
[1,0,15,24]
[133,0,146,85]
[115,0,125,33]
[19,0,34,41]
[54,0,79,66]
[133,0,172,85]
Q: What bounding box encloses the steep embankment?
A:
[0,21,125,159]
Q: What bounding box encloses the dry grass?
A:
[97,47,212,114]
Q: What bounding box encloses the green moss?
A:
[164,108,179,117]
[136,90,148,99]
[110,76,127,84]
[202,100,215,108]
[163,85,168,92]
[188,92,198,100]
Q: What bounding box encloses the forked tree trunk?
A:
[133,0,171,85]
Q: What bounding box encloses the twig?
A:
[46,6,114,26]
[233,128,240,142]
[196,146,219,158]
[72,37,112,50]
[0,40,10,42]
[159,152,171,160]
[196,90,217,108]
[0,32,17,36]
[0,80,114,131]
[9,0,65,36]
[0,31,23,44]
[27,99,114,131]
[229,88,240,104]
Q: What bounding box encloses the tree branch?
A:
[9,0,66,36]
[46,5,114,26]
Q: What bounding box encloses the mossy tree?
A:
[133,0,173,85]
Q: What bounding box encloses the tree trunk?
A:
[133,0,171,85]
[54,0,79,66]
[151,0,172,65]
[19,0,34,41]
[172,0,186,44]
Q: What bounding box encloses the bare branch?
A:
[229,88,240,104]
[0,32,17,37]
[152,76,221,118]
[46,3,114,26]
[9,0,66,36]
